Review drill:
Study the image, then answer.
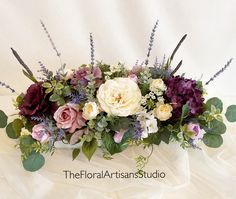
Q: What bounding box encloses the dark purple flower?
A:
[164,76,204,118]
[19,83,58,118]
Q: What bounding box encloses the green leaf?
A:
[102,130,131,155]
[12,118,24,133]
[225,105,236,122]
[42,82,52,88]
[22,70,37,83]
[82,138,97,161]
[63,86,71,97]
[45,87,53,94]
[55,83,64,90]
[109,117,131,132]
[143,133,161,145]
[22,151,45,172]
[6,121,21,139]
[49,93,61,102]
[206,97,223,113]
[160,128,171,144]
[204,119,226,134]
[0,110,8,128]
[72,148,80,161]
[203,134,223,148]
[20,135,35,153]
[180,104,189,125]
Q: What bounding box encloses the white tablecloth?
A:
[0,0,236,198]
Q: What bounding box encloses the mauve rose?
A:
[53,103,86,133]
[19,83,49,117]
[70,66,102,87]
[32,123,51,143]
[128,74,138,83]
[187,122,203,140]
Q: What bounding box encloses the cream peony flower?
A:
[82,102,100,120]
[97,78,142,116]
[150,78,166,92]
[154,103,173,121]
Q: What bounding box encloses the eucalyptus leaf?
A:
[206,97,223,113]
[82,138,97,161]
[203,134,223,148]
[0,110,8,128]
[6,122,19,139]
[225,105,236,122]
[204,119,226,134]
[22,151,45,172]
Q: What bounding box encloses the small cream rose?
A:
[82,102,100,120]
[150,78,166,92]
[154,103,173,121]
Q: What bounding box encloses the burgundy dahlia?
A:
[19,83,57,117]
[164,76,204,118]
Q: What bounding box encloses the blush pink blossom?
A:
[113,129,127,143]
[32,123,51,143]
[53,103,86,133]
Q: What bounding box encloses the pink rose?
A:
[113,129,127,143]
[54,103,86,133]
[32,123,51,143]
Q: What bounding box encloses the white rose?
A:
[82,102,100,120]
[150,78,166,92]
[154,103,173,121]
[97,78,142,116]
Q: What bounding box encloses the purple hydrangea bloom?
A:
[164,76,204,118]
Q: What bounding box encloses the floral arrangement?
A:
[0,21,236,172]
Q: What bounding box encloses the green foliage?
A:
[139,83,150,96]
[20,135,36,157]
[203,134,223,148]
[102,129,132,155]
[143,127,171,145]
[204,119,226,135]
[22,70,38,83]
[72,148,81,161]
[180,104,189,125]
[108,117,131,132]
[43,80,71,106]
[205,97,223,113]
[6,119,24,139]
[22,151,45,172]
[225,105,236,122]
[82,138,98,161]
[0,110,8,128]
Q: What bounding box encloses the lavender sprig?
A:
[40,20,61,57]
[37,61,53,80]
[205,58,233,85]
[0,81,16,93]
[11,48,33,76]
[145,20,159,66]
[90,33,95,67]
[133,121,143,140]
